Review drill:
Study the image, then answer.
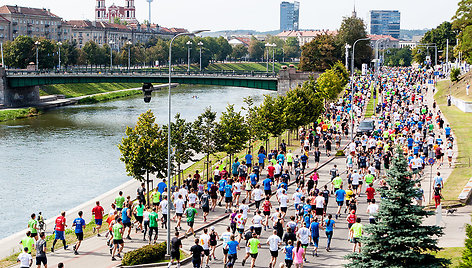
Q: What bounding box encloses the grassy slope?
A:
[0,108,39,122]
[41,83,142,98]
[435,80,472,202]
[446,71,472,102]
[432,247,463,268]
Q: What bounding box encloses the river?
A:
[0,85,275,239]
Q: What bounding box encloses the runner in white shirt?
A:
[266,230,282,268]
[159,196,169,229]
[173,195,185,230]
[447,147,454,168]
[278,190,289,218]
[199,228,211,267]
[239,200,250,219]
[297,225,310,247]
[142,208,150,240]
[252,186,264,213]
[367,199,379,224]
[188,190,198,206]
[276,187,285,199]
[315,193,325,221]
[233,181,243,206]
[252,211,264,236]
[220,226,232,264]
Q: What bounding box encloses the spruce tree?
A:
[346,148,449,268]
[459,224,472,267]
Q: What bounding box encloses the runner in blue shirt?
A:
[335,186,346,219]
[283,240,294,268]
[445,125,451,138]
[232,159,240,178]
[245,152,253,169]
[218,178,227,207]
[310,218,320,256]
[72,211,86,255]
[324,214,335,251]
[225,235,240,267]
[263,177,272,196]
[224,184,233,213]
[257,152,266,169]
[249,172,258,187]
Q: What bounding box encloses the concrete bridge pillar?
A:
[277,66,321,95]
[0,67,40,108]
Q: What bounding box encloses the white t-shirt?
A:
[267,234,281,251]
[221,231,232,247]
[174,199,185,214]
[349,142,356,152]
[172,191,180,201]
[17,252,32,268]
[239,204,249,218]
[233,182,242,193]
[143,210,150,222]
[367,203,379,219]
[279,194,288,207]
[447,148,453,157]
[200,233,210,250]
[351,173,361,185]
[188,193,198,204]
[253,189,263,201]
[297,227,310,244]
[252,215,263,227]
[160,200,168,215]
[179,188,188,198]
[275,164,282,175]
[276,188,285,199]
[315,196,325,208]
[292,192,302,204]
[214,169,220,176]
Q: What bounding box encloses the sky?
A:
[2,0,461,32]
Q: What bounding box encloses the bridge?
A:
[0,67,315,107]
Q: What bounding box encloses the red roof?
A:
[368,34,399,41]
[276,30,338,37]
[0,5,61,18]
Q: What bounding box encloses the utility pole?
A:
[446,39,449,73]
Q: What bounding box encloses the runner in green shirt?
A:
[332,176,343,193]
[21,232,35,254]
[134,201,145,233]
[111,218,124,261]
[115,191,125,211]
[350,218,363,253]
[247,233,261,268]
[27,214,38,240]
[148,208,159,244]
[364,172,374,184]
[184,204,198,237]
[152,191,161,208]
[286,150,294,173]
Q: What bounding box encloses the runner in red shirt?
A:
[365,183,376,204]
[346,210,357,230]
[262,197,272,231]
[51,211,68,252]
[92,201,104,236]
[267,164,275,179]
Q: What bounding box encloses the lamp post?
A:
[198,41,203,72]
[126,40,132,72]
[271,43,276,73]
[344,43,351,71]
[350,37,371,140]
[186,40,192,72]
[265,43,276,73]
[109,40,114,71]
[1,42,4,67]
[35,41,41,70]
[57,42,62,71]
[167,30,209,255]
[265,43,270,72]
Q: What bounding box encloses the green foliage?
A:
[121,241,167,266]
[460,25,472,63]
[451,68,461,82]
[3,35,34,68]
[283,37,301,60]
[77,89,142,104]
[317,68,345,100]
[215,105,249,156]
[41,83,141,98]
[384,48,413,67]
[299,33,341,72]
[346,148,449,268]
[420,22,457,61]
[214,37,233,61]
[459,224,472,267]
[337,16,372,68]
[248,38,264,61]
[118,110,168,181]
[453,0,472,31]
[258,95,287,138]
[230,44,249,60]
[331,61,350,86]
[194,107,219,158]
[0,107,39,122]
[283,82,323,130]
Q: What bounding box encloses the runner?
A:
[121,203,132,240]
[35,232,47,268]
[323,214,335,251]
[199,228,210,268]
[221,226,232,264]
[92,201,104,237]
[310,217,321,257]
[246,233,261,268]
[115,191,125,212]
[111,218,124,261]
[283,240,294,268]
[72,211,85,255]
[293,241,305,268]
[160,195,169,229]
[148,207,159,244]
[168,232,182,268]
[209,226,219,261]
[173,194,185,231]
[349,218,363,253]
[51,211,68,252]
[184,203,198,237]
[224,235,240,268]
[267,230,282,268]
[190,238,204,268]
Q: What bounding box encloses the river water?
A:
[0,85,275,239]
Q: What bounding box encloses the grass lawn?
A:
[157,62,298,73]
[445,71,472,102]
[0,108,39,122]
[364,84,376,118]
[77,90,142,104]
[431,247,464,267]
[435,80,472,202]
[41,83,142,98]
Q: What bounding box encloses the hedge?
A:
[121,241,167,266]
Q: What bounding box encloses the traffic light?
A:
[142,83,153,103]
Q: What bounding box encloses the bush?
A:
[121,241,167,266]
[335,150,345,157]
[451,68,461,82]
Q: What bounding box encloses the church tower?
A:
[95,0,107,21]
[124,0,137,23]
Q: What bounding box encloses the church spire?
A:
[352,0,357,18]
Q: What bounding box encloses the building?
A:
[280,1,299,32]
[95,0,138,24]
[368,34,400,50]
[0,5,70,42]
[276,30,337,47]
[228,36,251,47]
[370,10,400,39]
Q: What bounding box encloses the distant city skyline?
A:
[1,0,460,32]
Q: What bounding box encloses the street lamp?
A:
[344,43,351,71]
[186,40,192,72]
[109,40,114,71]
[265,43,276,73]
[271,43,276,73]
[35,41,41,71]
[126,40,132,72]
[57,42,62,71]
[198,41,203,72]
[167,29,209,255]
[350,37,371,140]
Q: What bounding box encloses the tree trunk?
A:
[265,139,268,155]
[206,154,210,182]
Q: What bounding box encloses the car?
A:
[356,120,375,136]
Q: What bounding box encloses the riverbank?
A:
[0,107,39,122]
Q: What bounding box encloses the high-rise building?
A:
[280,1,299,32]
[370,10,400,39]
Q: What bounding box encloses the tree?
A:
[194,107,219,179]
[258,95,286,149]
[230,44,248,60]
[283,82,323,131]
[163,113,201,182]
[418,21,457,61]
[298,33,341,72]
[331,61,350,86]
[82,41,101,66]
[459,223,472,267]
[60,40,79,67]
[452,0,472,31]
[337,16,372,69]
[215,105,249,160]
[3,35,34,68]
[118,110,168,204]
[346,148,449,268]
[248,38,264,61]
[384,48,413,67]
[146,38,169,66]
[283,37,301,60]
[214,37,232,62]
[316,68,345,101]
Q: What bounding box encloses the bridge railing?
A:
[6,68,278,78]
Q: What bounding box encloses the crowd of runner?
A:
[19,67,454,268]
